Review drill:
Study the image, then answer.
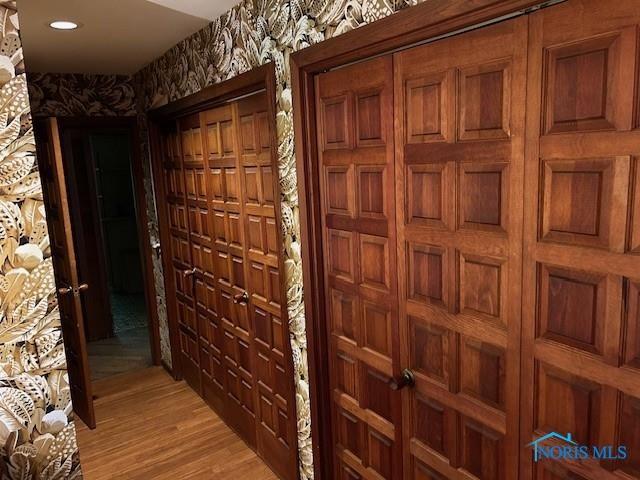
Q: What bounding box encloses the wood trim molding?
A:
[291,0,543,72]
[290,1,556,479]
[147,120,183,379]
[148,64,274,120]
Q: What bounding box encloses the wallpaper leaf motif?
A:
[27,74,136,118]
[134,0,422,478]
[0,2,82,478]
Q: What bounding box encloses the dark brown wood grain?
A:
[291,0,541,72]
[315,55,402,480]
[235,92,299,479]
[395,16,528,479]
[34,118,96,428]
[292,0,640,479]
[148,64,298,480]
[149,64,273,120]
[520,1,640,479]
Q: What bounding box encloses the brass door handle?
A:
[388,369,415,391]
[182,268,196,278]
[233,291,249,305]
[57,284,89,296]
[57,286,72,295]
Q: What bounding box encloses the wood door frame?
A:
[290,1,560,478]
[55,116,162,366]
[147,63,283,379]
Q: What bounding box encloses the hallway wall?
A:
[0,2,82,477]
[27,73,136,116]
[133,0,421,477]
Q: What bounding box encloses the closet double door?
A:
[315,0,640,479]
[158,92,298,480]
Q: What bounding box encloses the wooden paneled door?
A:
[394,16,527,480]
[155,90,297,480]
[306,0,640,479]
[521,0,640,479]
[180,113,210,394]
[34,118,96,428]
[235,92,299,478]
[315,19,527,480]
[315,56,402,479]
[160,120,201,392]
[203,103,257,446]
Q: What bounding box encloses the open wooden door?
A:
[34,118,96,428]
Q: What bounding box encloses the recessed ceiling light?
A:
[49,20,79,30]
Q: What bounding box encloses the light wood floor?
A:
[76,367,279,480]
[87,326,152,380]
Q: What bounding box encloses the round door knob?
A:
[77,283,89,292]
[233,291,249,304]
[57,286,72,295]
[388,369,415,391]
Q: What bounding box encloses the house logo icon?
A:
[527,432,577,462]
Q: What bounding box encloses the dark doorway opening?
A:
[60,120,158,383]
[71,130,151,380]
[36,116,160,404]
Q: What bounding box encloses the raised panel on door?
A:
[159,121,200,391]
[316,55,402,480]
[179,113,210,396]
[235,92,298,480]
[522,1,640,479]
[202,104,257,447]
[394,17,527,479]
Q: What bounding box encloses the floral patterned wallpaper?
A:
[27,73,136,117]
[0,2,82,478]
[134,0,419,478]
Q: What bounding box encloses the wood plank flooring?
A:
[76,367,279,479]
[87,326,152,380]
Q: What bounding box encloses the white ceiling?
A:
[19,0,238,75]
[145,0,234,20]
